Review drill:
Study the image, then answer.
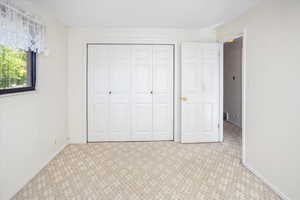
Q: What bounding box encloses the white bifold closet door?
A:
[181,43,220,143]
[88,44,173,142]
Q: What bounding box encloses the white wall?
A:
[67,28,216,143]
[0,1,68,199]
[224,38,242,127]
[217,0,300,199]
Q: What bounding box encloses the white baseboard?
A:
[42,142,68,170]
[243,162,290,200]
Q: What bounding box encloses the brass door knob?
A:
[181,97,188,101]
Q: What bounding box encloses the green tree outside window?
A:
[0,45,28,89]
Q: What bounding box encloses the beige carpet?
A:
[13,122,281,200]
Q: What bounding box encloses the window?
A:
[0,45,36,95]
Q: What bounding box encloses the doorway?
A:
[223,36,243,158]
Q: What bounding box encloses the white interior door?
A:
[153,45,174,140]
[181,43,220,143]
[131,45,153,141]
[109,45,131,141]
[88,45,109,141]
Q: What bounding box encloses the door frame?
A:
[86,42,177,143]
[220,29,247,163]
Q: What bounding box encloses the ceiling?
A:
[29,0,259,28]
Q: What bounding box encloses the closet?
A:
[87,44,173,142]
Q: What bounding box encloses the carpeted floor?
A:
[12,122,281,200]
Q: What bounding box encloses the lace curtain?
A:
[0,0,46,53]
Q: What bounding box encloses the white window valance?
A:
[0,0,46,53]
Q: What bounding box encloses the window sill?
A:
[0,89,38,99]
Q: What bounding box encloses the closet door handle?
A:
[150,91,153,94]
[109,91,112,95]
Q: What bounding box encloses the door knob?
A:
[109,91,112,95]
[181,97,188,101]
[150,91,153,94]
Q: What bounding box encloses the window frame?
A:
[0,51,37,95]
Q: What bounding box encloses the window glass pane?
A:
[0,45,31,90]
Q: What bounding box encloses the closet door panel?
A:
[131,45,153,140]
[88,45,109,141]
[153,45,173,140]
[109,45,131,141]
